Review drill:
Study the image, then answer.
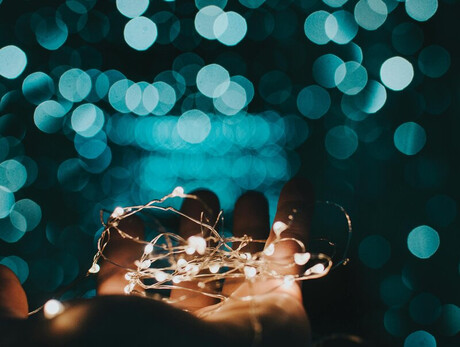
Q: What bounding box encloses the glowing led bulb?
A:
[44,299,64,319]
[305,263,326,276]
[140,260,151,269]
[273,221,287,237]
[283,275,295,287]
[311,263,325,274]
[187,235,207,255]
[88,263,100,273]
[263,244,275,256]
[177,258,187,267]
[144,243,153,254]
[154,271,167,282]
[244,266,257,279]
[172,186,184,197]
[172,275,182,284]
[209,263,220,273]
[111,206,124,219]
[294,252,311,265]
[124,283,134,294]
[124,273,132,281]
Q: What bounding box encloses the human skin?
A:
[0,178,314,347]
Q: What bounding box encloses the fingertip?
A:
[179,189,220,239]
[233,190,269,240]
[0,265,28,318]
[278,178,314,206]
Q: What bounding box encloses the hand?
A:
[0,178,314,347]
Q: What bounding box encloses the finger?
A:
[266,178,314,274]
[170,189,220,311]
[222,191,269,296]
[178,189,220,240]
[0,265,28,318]
[97,215,145,295]
[232,191,270,253]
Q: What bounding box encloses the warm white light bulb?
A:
[264,244,275,256]
[244,266,257,279]
[44,299,64,319]
[140,259,151,269]
[88,263,100,274]
[187,235,207,255]
[294,252,311,265]
[172,186,185,197]
[144,243,153,254]
[154,271,167,282]
[111,206,124,219]
[209,263,220,273]
[283,275,295,287]
[311,263,325,274]
[177,258,187,267]
[273,221,287,237]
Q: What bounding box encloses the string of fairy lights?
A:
[37,186,352,324]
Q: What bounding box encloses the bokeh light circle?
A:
[380,57,414,91]
[391,22,424,55]
[213,81,247,115]
[22,72,55,105]
[177,110,211,144]
[394,122,426,156]
[35,16,68,50]
[323,0,348,7]
[259,71,292,105]
[71,103,105,137]
[327,10,358,44]
[124,16,158,51]
[409,292,441,325]
[214,11,247,46]
[313,54,344,88]
[59,68,92,102]
[325,126,358,159]
[196,64,230,98]
[405,0,438,22]
[304,11,334,45]
[354,80,387,114]
[10,199,42,232]
[359,235,391,269]
[34,100,67,133]
[404,330,436,347]
[0,186,14,218]
[297,85,331,119]
[0,45,27,79]
[57,158,90,192]
[418,45,450,78]
[407,225,440,259]
[0,256,29,283]
[335,61,368,95]
[0,160,27,192]
[354,0,388,31]
[439,304,460,336]
[194,5,224,40]
[116,0,149,18]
